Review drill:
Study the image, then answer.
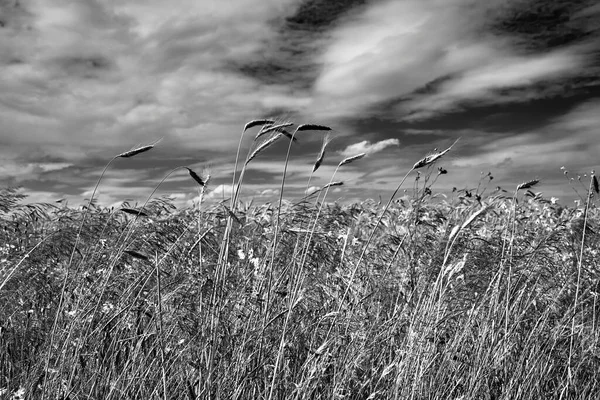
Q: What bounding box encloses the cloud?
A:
[0,161,73,181]
[340,139,399,157]
[0,0,306,176]
[305,0,599,121]
[305,186,320,195]
[452,99,600,171]
[2,0,599,206]
[402,48,586,120]
[205,184,234,200]
[257,189,280,197]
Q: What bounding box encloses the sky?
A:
[1,0,599,208]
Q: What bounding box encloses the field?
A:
[1,122,599,399]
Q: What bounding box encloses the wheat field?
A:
[1,121,599,399]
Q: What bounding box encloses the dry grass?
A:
[0,124,599,400]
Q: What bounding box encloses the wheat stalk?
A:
[246,133,285,165]
[313,134,333,173]
[339,152,366,167]
[279,129,299,143]
[119,208,149,217]
[244,119,275,132]
[255,122,294,140]
[296,124,332,132]
[117,138,162,158]
[185,167,206,187]
[323,181,344,189]
[413,138,459,169]
[516,179,540,191]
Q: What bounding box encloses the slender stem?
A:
[265,127,300,399]
[43,156,116,399]
[567,176,593,384]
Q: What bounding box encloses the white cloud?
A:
[257,189,279,197]
[340,139,399,157]
[403,49,585,120]
[0,160,73,181]
[0,0,307,176]
[306,0,596,121]
[305,186,320,195]
[206,184,234,200]
[2,0,598,206]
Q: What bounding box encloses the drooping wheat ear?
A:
[280,129,299,143]
[255,122,294,140]
[296,124,332,132]
[123,249,149,261]
[246,132,284,164]
[313,134,333,173]
[117,138,162,158]
[119,208,149,217]
[592,174,599,194]
[244,119,275,132]
[323,181,344,189]
[516,179,540,191]
[413,138,459,169]
[339,152,366,167]
[185,167,206,187]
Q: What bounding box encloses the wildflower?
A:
[237,249,246,260]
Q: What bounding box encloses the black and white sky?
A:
[1,0,599,206]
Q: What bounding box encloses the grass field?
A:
[1,121,599,399]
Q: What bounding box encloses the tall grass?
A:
[0,123,599,399]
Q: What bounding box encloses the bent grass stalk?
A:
[304,133,334,200]
[231,119,275,210]
[504,179,540,345]
[5,125,600,398]
[61,165,204,396]
[42,140,160,399]
[567,174,594,387]
[266,123,331,400]
[317,140,458,349]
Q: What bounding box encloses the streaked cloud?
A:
[0,0,599,205]
[205,184,234,201]
[402,48,586,120]
[307,0,600,121]
[340,139,399,157]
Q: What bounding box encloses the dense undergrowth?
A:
[1,122,599,399]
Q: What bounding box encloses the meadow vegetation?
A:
[0,120,599,399]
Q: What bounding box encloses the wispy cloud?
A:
[0,0,306,169]
[340,139,399,157]
[1,0,599,205]
[306,0,600,121]
[205,184,234,201]
[402,48,586,120]
[453,99,600,170]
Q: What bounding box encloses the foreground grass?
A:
[1,126,599,399]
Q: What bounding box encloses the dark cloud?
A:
[285,0,370,30]
[0,0,32,30]
[486,0,599,51]
[231,0,375,89]
[1,0,600,206]
[49,55,115,79]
